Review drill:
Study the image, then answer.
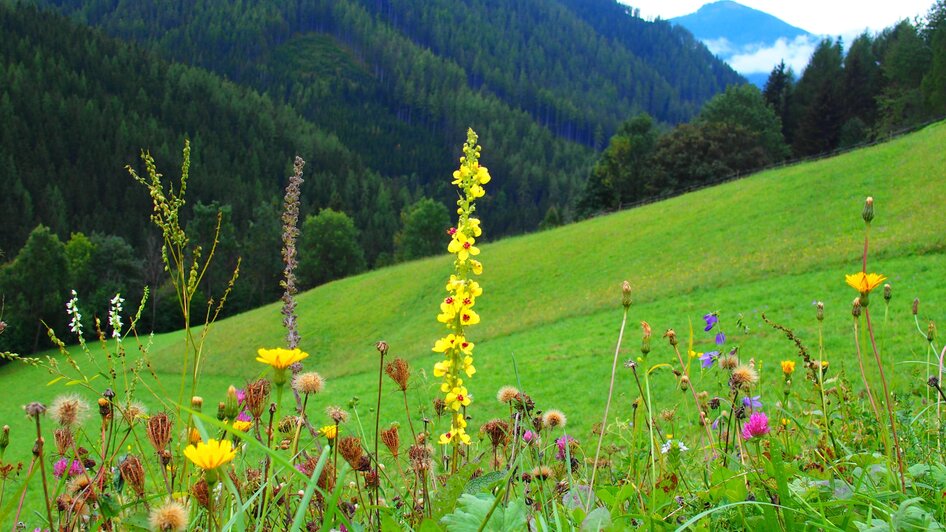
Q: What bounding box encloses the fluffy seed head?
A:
[292,372,324,395]
[530,465,554,481]
[50,394,90,428]
[122,402,148,424]
[719,354,739,371]
[149,500,188,531]
[54,428,73,456]
[496,386,520,404]
[731,365,759,390]
[542,410,567,430]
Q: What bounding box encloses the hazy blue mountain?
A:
[671,1,816,86]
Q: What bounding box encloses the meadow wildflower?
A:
[731,364,759,390]
[741,411,771,440]
[781,360,795,375]
[256,347,309,384]
[433,129,490,451]
[555,435,578,460]
[232,411,252,432]
[703,313,718,331]
[700,351,718,369]
[742,396,762,409]
[320,424,338,440]
[184,438,237,471]
[845,272,886,295]
[53,458,84,478]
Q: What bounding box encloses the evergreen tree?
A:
[842,33,882,131]
[578,113,658,214]
[792,38,844,156]
[762,61,796,144]
[698,84,789,162]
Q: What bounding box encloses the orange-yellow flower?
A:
[781,360,795,375]
[232,420,252,432]
[184,438,237,470]
[256,348,309,370]
[845,272,887,294]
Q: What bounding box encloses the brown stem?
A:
[853,319,884,439]
[589,305,628,507]
[865,308,906,492]
[33,418,55,528]
[402,391,417,443]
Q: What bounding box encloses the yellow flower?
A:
[467,218,483,236]
[469,259,483,275]
[475,166,491,185]
[256,348,309,370]
[433,360,453,377]
[458,308,480,326]
[447,232,480,262]
[232,420,252,432]
[445,386,472,411]
[438,426,471,445]
[184,439,237,470]
[781,360,795,375]
[845,272,887,294]
[319,425,337,440]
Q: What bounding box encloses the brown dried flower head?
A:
[376,341,389,357]
[245,379,271,420]
[719,354,739,371]
[24,402,47,419]
[380,424,400,457]
[326,405,349,424]
[433,398,446,416]
[496,386,519,404]
[54,428,73,457]
[364,469,380,489]
[408,443,433,473]
[481,419,510,447]
[119,455,146,497]
[385,358,410,392]
[50,394,90,428]
[146,412,173,452]
[190,480,211,509]
[530,465,554,481]
[122,401,147,424]
[338,436,364,469]
[292,372,325,395]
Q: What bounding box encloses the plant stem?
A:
[589,304,628,508]
[865,307,906,492]
[33,417,55,528]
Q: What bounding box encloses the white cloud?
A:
[725,35,819,75]
[702,37,734,56]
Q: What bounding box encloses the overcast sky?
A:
[618,1,934,37]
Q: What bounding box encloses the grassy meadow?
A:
[1,121,945,529]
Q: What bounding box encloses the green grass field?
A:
[2,121,945,489]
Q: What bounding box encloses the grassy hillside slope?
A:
[2,122,945,456]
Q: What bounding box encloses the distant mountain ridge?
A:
[671,1,816,86]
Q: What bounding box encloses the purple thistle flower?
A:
[555,435,577,461]
[742,395,762,409]
[236,388,246,405]
[703,313,718,331]
[715,331,726,345]
[522,430,537,444]
[236,410,252,423]
[741,411,770,440]
[53,458,83,478]
[700,351,719,369]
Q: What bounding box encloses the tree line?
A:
[579,1,946,214]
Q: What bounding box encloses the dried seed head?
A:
[54,428,73,456]
[719,354,739,371]
[24,402,47,419]
[659,409,675,422]
[119,455,146,497]
[364,469,380,488]
[730,365,759,390]
[97,398,111,418]
[292,372,324,395]
[541,410,567,430]
[709,397,721,410]
[149,500,188,531]
[663,329,678,347]
[408,443,433,473]
[433,398,446,416]
[190,396,203,411]
[679,375,690,391]
[317,461,336,492]
[530,465,554,481]
[851,297,862,318]
[511,392,535,413]
[356,455,372,472]
[380,424,400,457]
[815,301,824,321]
[621,281,632,309]
[190,479,211,509]
[146,412,173,452]
[376,341,389,357]
[913,298,920,316]
[496,386,519,404]
[50,394,90,428]
[482,419,510,447]
[385,358,410,392]
[326,405,349,424]
[123,402,147,424]
[338,436,364,469]
[245,379,271,420]
[278,416,299,434]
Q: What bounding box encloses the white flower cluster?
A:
[660,439,689,454]
[66,290,82,335]
[108,293,124,339]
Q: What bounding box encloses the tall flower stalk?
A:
[432,129,490,467]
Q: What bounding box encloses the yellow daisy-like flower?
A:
[845,272,887,294]
[256,347,309,370]
[184,439,237,470]
[232,420,252,432]
[438,427,472,445]
[319,425,337,440]
[780,360,795,375]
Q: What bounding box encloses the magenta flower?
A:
[522,430,537,444]
[555,435,577,461]
[236,410,252,423]
[53,458,84,478]
[741,411,770,440]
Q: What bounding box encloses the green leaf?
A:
[440,493,527,531]
[430,463,478,521]
[580,507,612,531]
[464,470,506,495]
